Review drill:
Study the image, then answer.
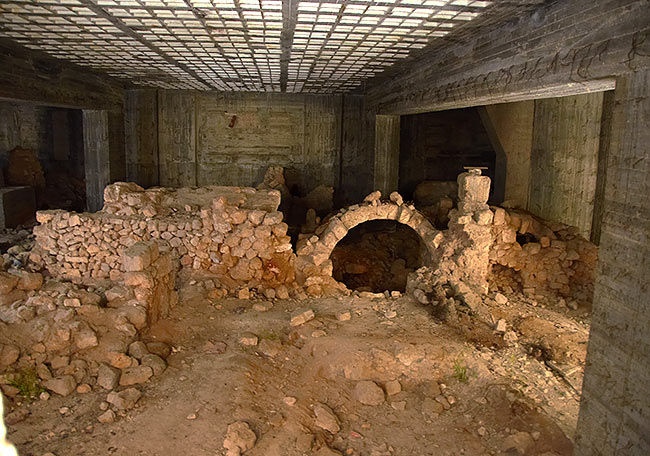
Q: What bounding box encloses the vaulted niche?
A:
[330,219,424,293]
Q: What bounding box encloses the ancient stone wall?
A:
[121,241,177,326]
[32,183,296,296]
[489,207,597,304]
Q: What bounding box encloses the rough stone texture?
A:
[97,364,121,390]
[223,421,256,456]
[313,403,340,434]
[353,380,385,406]
[489,207,597,301]
[290,309,314,327]
[33,185,295,296]
[119,366,153,386]
[42,375,77,396]
[106,388,141,410]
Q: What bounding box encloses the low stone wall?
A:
[32,183,296,296]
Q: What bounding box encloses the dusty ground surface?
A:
[5,280,589,456]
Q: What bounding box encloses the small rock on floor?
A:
[290,309,315,326]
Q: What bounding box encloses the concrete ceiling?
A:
[0,0,546,93]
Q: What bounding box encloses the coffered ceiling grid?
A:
[0,0,541,93]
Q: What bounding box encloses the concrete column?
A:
[373,114,400,195]
[575,69,650,455]
[482,101,534,208]
[82,110,112,212]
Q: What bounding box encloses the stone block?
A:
[457,171,491,203]
[123,243,153,272]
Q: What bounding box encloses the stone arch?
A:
[295,199,444,282]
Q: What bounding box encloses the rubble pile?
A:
[489,208,597,303]
[4,147,45,189]
[0,241,174,407]
[31,183,297,297]
[0,227,34,269]
[412,180,457,229]
[406,170,495,322]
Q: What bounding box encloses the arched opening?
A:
[330,219,425,293]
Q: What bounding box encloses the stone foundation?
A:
[0,241,175,401]
[32,183,296,297]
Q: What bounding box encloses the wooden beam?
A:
[280,0,299,92]
[373,115,400,195]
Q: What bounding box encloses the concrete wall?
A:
[127,90,351,199]
[483,101,534,209]
[340,95,373,205]
[530,92,604,239]
[575,68,650,456]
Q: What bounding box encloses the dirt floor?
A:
[4,279,590,456]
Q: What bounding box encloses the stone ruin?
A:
[0,169,597,410]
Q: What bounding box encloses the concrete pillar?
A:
[575,69,650,455]
[83,110,111,212]
[482,101,534,208]
[373,114,400,195]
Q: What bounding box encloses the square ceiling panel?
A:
[0,0,542,93]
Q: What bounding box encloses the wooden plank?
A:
[108,110,126,183]
[158,91,196,187]
[340,95,370,205]
[82,110,111,212]
[125,89,159,187]
[303,94,343,191]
